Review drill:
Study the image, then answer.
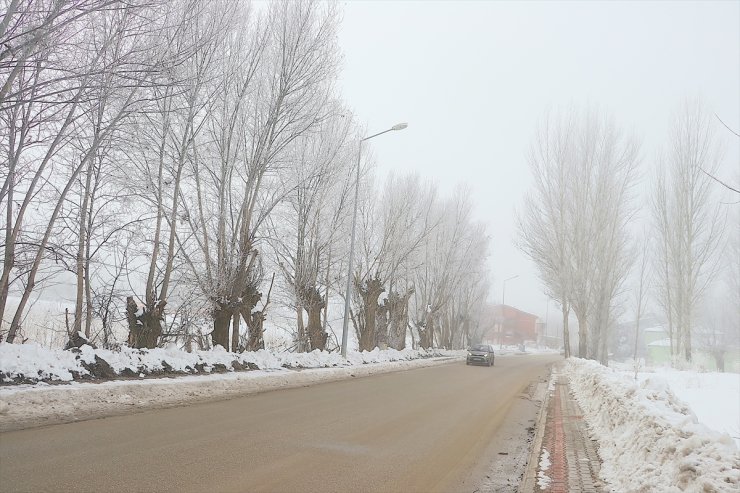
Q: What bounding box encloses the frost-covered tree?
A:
[518,108,639,360]
[1,0,167,344]
[173,0,342,351]
[268,107,356,352]
[652,101,726,364]
[411,187,490,350]
[352,173,438,351]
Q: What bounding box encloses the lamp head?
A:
[391,123,408,131]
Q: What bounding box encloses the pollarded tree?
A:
[268,106,356,352]
[412,187,489,350]
[176,0,342,352]
[352,172,438,351]
[123,0,231,349]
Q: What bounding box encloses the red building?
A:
[484,304,539,346]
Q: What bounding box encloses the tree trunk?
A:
[296,305,306,352]
[376,299,389,350]
[598,319,609,366]
[356,277,384,352]
[212,304,231,349]
[562,303,571,358]
[588,321,600,360]
[419,316,434,350]
[306,304,327,351]
[245,309,265,351]
[683,303,692,363]
[84,249,93,339]
[126,296,165,349]
[73,156,95,337]
[231,310,240,353]
[306,288,327,351]
[387,289,413,350]
[576,312,588,358]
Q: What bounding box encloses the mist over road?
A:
[0,354,558,492]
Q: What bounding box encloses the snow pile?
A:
[0,342,463,384]
[613,363,740,449]
[0,352,466,432]
[536,448,552,489]
[565,358,739,492]
[0,342,87,382]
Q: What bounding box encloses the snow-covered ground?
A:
[0,341,462,383]
[0,343,469,431]
[0,341,555,385]
[564,358,740,492]
[6,342,735,492]
[536,448,552,490]
[612,361,740,449]
[0,342,557,432]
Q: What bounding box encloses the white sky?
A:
[336,0,740,319]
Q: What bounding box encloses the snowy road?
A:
[0,354,558,493]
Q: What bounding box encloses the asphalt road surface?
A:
[0,354,558,493]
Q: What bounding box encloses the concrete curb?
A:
[519,367,554,493]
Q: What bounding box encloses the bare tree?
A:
[174,0,342,352]
[652,101,726,364]
[268,107,355,352]
[352,173,439,351]
[122,0,232,349]
[410,187,489,350]
[518,108,639,360]
[632,234,651,379]
[517,112,577,358]
[2,1,163,343]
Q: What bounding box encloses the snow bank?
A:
[0,342,462,384]
[613,363,740,449]
[0,342,85,382]
[0,349,465,432]
[565,358,739,492]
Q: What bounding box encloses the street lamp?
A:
[499,274,519,349]
[340,123,408,357]
[501,275,518,306]
[544,298,550,347]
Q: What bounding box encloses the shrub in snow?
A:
[565,358,739,492]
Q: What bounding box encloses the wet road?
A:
[0,354,558,493]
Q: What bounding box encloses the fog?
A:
[1,0,738,356]
[337,0,739,318]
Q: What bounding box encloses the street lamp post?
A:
[499,275,518,348]
[501,274,518,306]
[544,298,550,347]
[341,123,408,358]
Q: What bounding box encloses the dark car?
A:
[466,344,495,366]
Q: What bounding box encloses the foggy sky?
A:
[336,0,740,321]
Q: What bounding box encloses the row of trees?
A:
[519,102,735,366]
[1,0,492,353]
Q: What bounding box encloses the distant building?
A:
[642,324,740,372]
[483,304,538,346]
[612,314,664,360]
